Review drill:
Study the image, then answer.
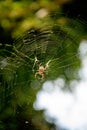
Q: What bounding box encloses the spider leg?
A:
[35,71,45,80]
[41,73,44,80]
[45,60,51,69]
[32,56,39,72]
[35,72,38,79]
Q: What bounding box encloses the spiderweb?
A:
[0,11,86,113]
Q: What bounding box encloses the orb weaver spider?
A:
[33,57,51,80]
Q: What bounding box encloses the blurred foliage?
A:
[0,0,72,44]
[0,0,87,130]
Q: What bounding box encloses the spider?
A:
[35,60,51,80]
